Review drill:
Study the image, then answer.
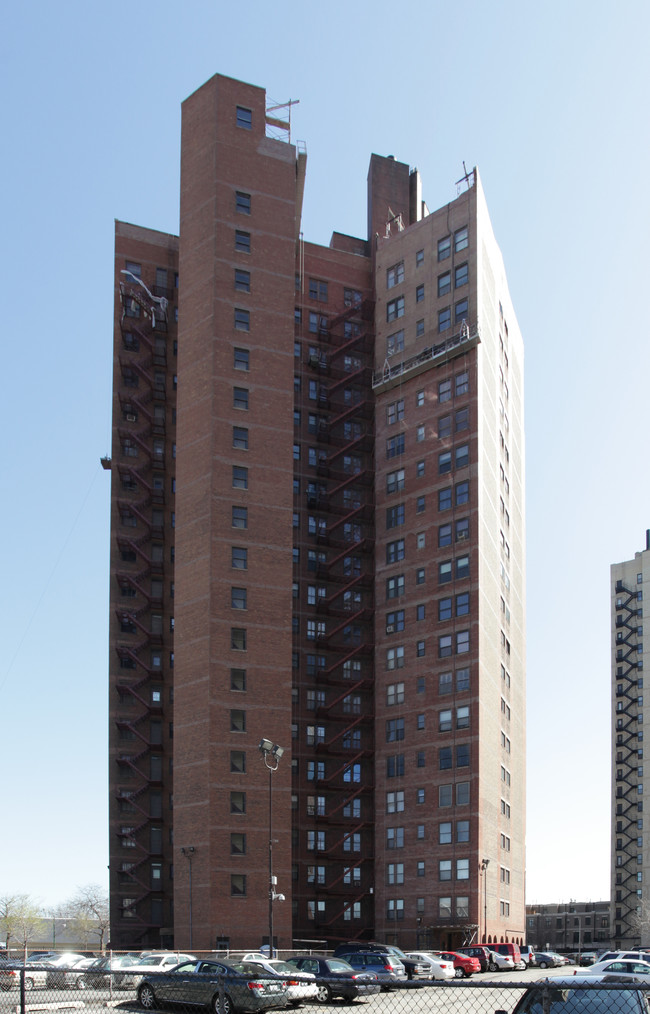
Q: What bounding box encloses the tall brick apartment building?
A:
[610,534,650,947]
[106,72,526,952]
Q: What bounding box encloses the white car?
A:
[404,951,455,980]
[582,958,650,981]
[129,952,197,987]
[241,958,318,1005]
[487,950,515,971]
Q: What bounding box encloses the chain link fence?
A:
[1,964,648,1014]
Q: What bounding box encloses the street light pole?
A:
[259,738,285,958]
[180,847,196,949]
[481,858,490,943]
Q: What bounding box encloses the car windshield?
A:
[517,987,642,1014]
[136,956,169,966]
[328,960,353,972]
[265,961,294,974]
[387,947,407,959]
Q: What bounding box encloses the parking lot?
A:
[0,963,582,1014]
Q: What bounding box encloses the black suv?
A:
[333,943,422,980]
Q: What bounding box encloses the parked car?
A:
[431,950,481,978]
[404,951,455,981]
[285,956,380,1004]
[579,951,599,966]
[0,960,55,991]
[77,954,141,989]
[535,952,563,969]
[598,951,650,964]
[332,943,423,980]
[130,952,197,987]
[456,946,490,972]
[137,958,288,1014]
[240,959,318,1006]
[582,958,650,981]
[496,975,650,1014]
[487,950,515,971]
[339,951,406,986]
[519,946,536,968]
[47,957,95,989]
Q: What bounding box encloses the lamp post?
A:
[180,846,196,949]
[481,858,490,943]
[259,738,285,958]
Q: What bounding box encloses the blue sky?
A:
[2,0,649,910]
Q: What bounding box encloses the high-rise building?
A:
[610,534,650,947]
[106,72,526,952]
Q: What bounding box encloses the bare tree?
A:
[68,885,109,952]
[0,895,42,958]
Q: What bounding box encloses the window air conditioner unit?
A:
[386,624,395,634]
[126,413,137,422]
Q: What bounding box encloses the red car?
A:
[433,950,481,978]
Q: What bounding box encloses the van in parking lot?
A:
[492,942,522,967]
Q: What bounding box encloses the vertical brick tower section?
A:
[173,75,298,950]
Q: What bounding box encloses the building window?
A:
[386,718,405,742]
[455,263,468,287]
[439,451,452,474]
[387,682,405,706]
[387,296,405,322]
[231,832,246,854]
[232,547,247,570]
[386,827,404,849]
[416,284,424,303]
[387,434,405,459]
[387,330,405,356]
[234,347,249,371]
[455,226,469,252]
[439,636,453,659]
[231,628,247,651]
[236,106,252,129]
[455,298,469,322]
[232,505,247,528]
[386,469,405,494]
[233,387,249,410]
[234,309,250,332]
[387,575,405,599]
[387,262,405,288]
[233,426,248,449]
[387,399,405,425]
[309,278,328,302]
[456,783,469,809]
[386,646,405,670]
[234,269,250,292]
[416,249,424,266]
[456,555,470,580]
[439,860,452,881]
[456,630,470,654]
[439,524,452,547]
[235,191,251,215]
[235,230,251,253]
[232,466,248,489]
[387,505,405,529]
[456,371,469,396]
[230,708,246,732]
[438,236,451,261]
[439,308,451,332]
[456,858,470,880]
[439,561,452,584]
[438,272,451,296]
[230,790,246,814]
[386,539,405,563]
[416,319,424,337]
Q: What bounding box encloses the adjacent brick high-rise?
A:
[611,534,650,947]
[106,72,526,953]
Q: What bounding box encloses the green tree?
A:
[0,895,42,958]
[68,885,109,952]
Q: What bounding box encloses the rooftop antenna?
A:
[455,161,474,193]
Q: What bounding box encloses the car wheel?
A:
[538,961,548,970]
[488,961,497,972]
[76,978,87,990]
[24,979,34,992]
[454,967,464,978]
[212,992,235,1014]
[316,984,332,1003]
[138,984,157,1009]
[463,970,472,978]
[521,962,528,970]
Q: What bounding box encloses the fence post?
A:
[19,966,26,1014]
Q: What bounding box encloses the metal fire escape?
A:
[111,270,174,942]
[295,294,376,939]
[613,578,644,943]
